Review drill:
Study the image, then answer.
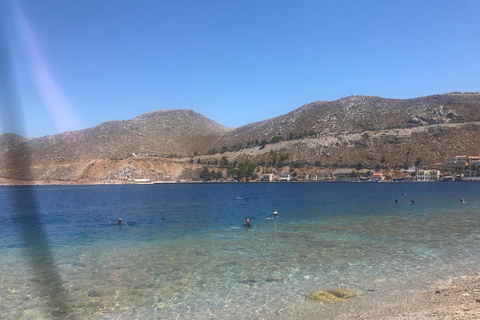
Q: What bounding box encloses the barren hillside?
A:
[0,92,479,184]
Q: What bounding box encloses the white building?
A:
[261,174,274,182]
[468,156,480,166]
[317,173,331,181]
[416,170,440,181]
[444,157,457,166]
[456,156,467,166]
[134,178,153,184]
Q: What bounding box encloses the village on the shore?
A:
[135,154,480,184]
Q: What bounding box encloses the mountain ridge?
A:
[1,92,479,183]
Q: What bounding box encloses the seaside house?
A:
[464,169,477,177]
[444,157,457,166]
[280,174,291,182]
[317,173,331,181]
[261,173,275,182]
[416,170,425,180]
[456,156,467,166]
[428,170,440,181]
[468,156,480,166]
[308,173,317,181]
[444,155,480,167]
[371,172,384,181]
[415,170,440,181]
[335,171,360,182]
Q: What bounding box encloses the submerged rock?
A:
[306,289,358,303]
[238,278,256,285]
[265,276,284,283]
[87,286,121,298]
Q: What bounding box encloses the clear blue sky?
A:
[2,0,479,138]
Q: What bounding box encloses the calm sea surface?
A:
[0,183,479,319]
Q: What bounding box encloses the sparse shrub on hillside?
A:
[279,153,289,161]
[270,151,278,165]
[415,157,422,167]
[220,156,229,168]
[270,135,283,144]
[355,162,364,170]
[290,161,300,169]
[208,149,218,155]
[231,142,244,151]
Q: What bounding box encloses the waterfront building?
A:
[415,170,440,181]
[372,172,384,181]
[261,173,275,182]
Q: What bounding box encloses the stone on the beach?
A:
[306,289,358,303]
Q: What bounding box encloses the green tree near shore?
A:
[199,167,223,181]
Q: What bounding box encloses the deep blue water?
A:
[0,182,479,319]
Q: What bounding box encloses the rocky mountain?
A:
[0,109,231,167]
[0,92,479,184]
[220,92,479,145]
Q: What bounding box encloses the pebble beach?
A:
[334,272,480,319]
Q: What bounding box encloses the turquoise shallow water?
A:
[0,183,479,319]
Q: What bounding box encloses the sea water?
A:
[0,183,479,319]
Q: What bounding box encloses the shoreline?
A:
[0,179,479,186]
[331,272,480,320]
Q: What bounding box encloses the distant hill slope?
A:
[0,92,479,183]
[0,109,231,168]
[220,92,480,146]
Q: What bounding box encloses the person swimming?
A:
[460,198,465,204]
[411,199,415,204]
[114,218,128,226]
[244,218,251,228]
[274,211,278,217]
[395,199,398,204]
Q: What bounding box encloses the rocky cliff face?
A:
[1,93,479,183]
